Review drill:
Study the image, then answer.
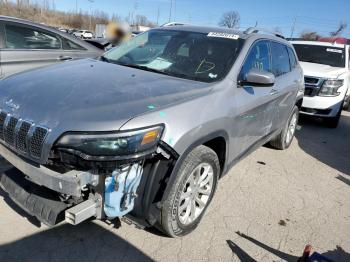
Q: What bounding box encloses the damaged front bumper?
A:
[0,142,178,227]
[0,143,98,197]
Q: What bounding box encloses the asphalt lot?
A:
[0,111,350,262]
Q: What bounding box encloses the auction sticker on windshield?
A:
[207,32,239,39]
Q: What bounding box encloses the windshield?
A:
[103,29,244,82]
[293,44,345,68]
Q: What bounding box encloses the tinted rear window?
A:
[293,44,345,68]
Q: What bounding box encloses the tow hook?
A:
[65,194,102,225]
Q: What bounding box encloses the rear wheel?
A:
[160,145,220,237]
[270,106,299,150]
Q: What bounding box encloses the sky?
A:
[52,0,350,38]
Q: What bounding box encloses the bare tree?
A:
[218,11,240,29]
[330,21,347,36]
[299,30,321,40]
[134,14,155,27]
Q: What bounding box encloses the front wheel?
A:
[270,106,299,150]
[160,145,220,237]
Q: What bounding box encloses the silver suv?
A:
[0,26,303,237]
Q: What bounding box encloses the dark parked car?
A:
[0,16,102,78]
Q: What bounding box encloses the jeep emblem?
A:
[5,99,20,111]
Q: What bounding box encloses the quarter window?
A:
[239,40,271,80]
[271,42,291,76]
[5,24,62,50]
[287,47,298,69]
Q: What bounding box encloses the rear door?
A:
[234,40,279,154]
[0,22,66,77]
[270,42,301,130]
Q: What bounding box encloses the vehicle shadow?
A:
[227,231,350,262]
[295,112,350,177]
[336,175,350,186]
[0,222,152,262]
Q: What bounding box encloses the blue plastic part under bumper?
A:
[104,163,143,218]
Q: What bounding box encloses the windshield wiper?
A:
[114,62,172,76]
[99,59,207,82]
[100,55,111,63]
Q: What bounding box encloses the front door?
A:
[232,40,279,157]
[0,22,64,77]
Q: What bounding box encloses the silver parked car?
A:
[0,16,102,78]
[0,26,303,237]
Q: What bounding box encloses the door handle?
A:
[58,56,73,61]
[270,89,279,95]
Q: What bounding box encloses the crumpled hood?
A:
[0,59,210,134]
[299,61,347,79]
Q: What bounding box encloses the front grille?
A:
[16,121,31,152]
[4,117,18,146]
[0,112,6,140]
[304,88,314,96]
[0,110,48,160]
[304,76,319,85]
[304,76,323,97]
[30,127,48,158]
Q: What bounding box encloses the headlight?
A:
[55,125,164,161]
[319,79,343,96]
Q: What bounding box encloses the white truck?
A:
[291,38,350,127]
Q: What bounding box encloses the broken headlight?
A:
[55,125,164,161]
[319,79,343,96]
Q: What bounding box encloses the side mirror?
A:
[240,68,275,87]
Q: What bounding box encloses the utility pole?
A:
[75,0,78,13]
[290,15,298,38]
[168,0,172,22]
[156,6,160,25]
[88,0,94,30]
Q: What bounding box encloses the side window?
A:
[5,24,61,50]
[63,39,86,51]
[271,42,291,77]
[177,43,190,57]
[239,40,271,80]
[287,47,298,69]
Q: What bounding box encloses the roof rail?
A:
[244,27,285,39]
[161,22,187,27]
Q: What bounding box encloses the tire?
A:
[160,145,220,237]
[270,106,299,150]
